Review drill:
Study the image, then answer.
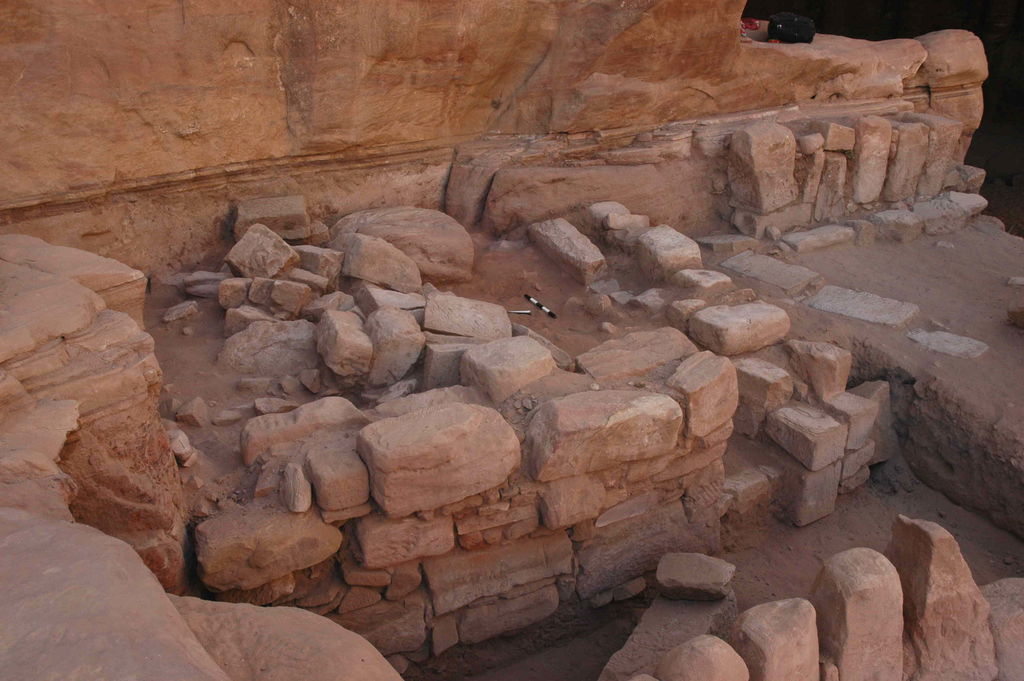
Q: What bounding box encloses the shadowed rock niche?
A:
[2,3,1023,681]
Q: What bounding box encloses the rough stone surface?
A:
[907,329,989,359]
[577,501,718,600]
[355,514,454,569]
[316,311,374,383]
[599,594,738,681]
[577,327,697,381]
[339,233,422,294]
[331,207,474,283]
[636,227,702,279]
[458,583,561,644]
[720,251,822,296]
[219,320,319,376]
[305,447,370,513]
[655,635,750,681]
[689,303,791,356]
[241,396,368,465]
[666,352,739,438]
[225,225,299,280]
[171,594,402,681]
[823,392,880,451]
[733,358,793,435]
[781,225,854,253]
[526,390,682,481]
[423,533,573,615]
[333,590,428,656]
[0,510,230,681]
[529,218,607,284]
[234,195,309,240]
[423,294,512,341]
[461,336,556,403]
[811,548,903,681]
[766,405,848,471]
[806,286,920,327]
[539,475,607,529]
[981,579,1024,681]
[885,515,997,681]
[358,403,520,517]
[730,598,818,681]
[785,340,852,401]
[729,123,799,213]
[657,553,736,601]
[868,210,925,243]
[365,307,425,386]
[195,504,343,592]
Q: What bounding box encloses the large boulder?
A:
[225,224,299,279]
[338,233,422,294]
[357,403,520,517]
[330,207,474,283]
[810,547,903,681]
[0,509,229,681]
[885,515,997,681]
[170,595,401,681]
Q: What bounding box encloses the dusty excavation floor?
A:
[147,223,1024,681]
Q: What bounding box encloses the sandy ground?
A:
[146,218,1024,681]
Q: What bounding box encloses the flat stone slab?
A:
[781,225,854,253]
[720,251,823,296]
[696,234,759,254]
[907,329,989,358]
[805,285,919,327]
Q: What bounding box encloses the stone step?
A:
[720,251,823,296]
[805,285,919,327]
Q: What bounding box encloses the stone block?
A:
[225,224,300,279]
[671,269,733,297]
[280,461,312,513]
[656,635,750,681]
[339,233,421,294]
[460,336,555,403]
[851,116,892,204]
[529,218,608,284]
[240,396,368,465]
[780,225,854,253]
[883,121,930,201]
[195,504,343,592]
[732,203,813,240]
[656,553,736,601]
[719,251,822,296]
[365,307,425,386]
[733,358,793,433]
[811,121,856,151]
[785,340,851,401]
[218,278,251,309]
[980,578,1024,681]
[577,501,716,599]
[606,213,651,230]
[766,405,847,471]
[423,294,512,340]
[814,152,848,222]
[665,351,739,438]
[577,327,697,382]
[696,234,759,255]
[730,599,818,681]
[333,590,427,656]
[305,446,370,512]
[422,342,473,389]
[219,320,319,376]
[526,390,682,482]
[458,584,560,644]
[811,547,903,681]
[666,299,707,331]
[636,227,702,279]
[885,515,997,681]
[234,195,309,240]
[805,286,919,327]
[689,303,791,356]
[316,311,373,383]
[355,514,454,569]
[294,245,344,285]
[539,475,606,529]
[423,533,573,615]
[270,279,313,316]
[902,113,962,198]
[353,283,425,315]
[358,403,520,517]
[728,123,799,213]
[868,210,924,243]
[822,392,879,450]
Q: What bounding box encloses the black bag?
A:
[768,12,816,43]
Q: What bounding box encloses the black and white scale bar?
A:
[524,294,557,318]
